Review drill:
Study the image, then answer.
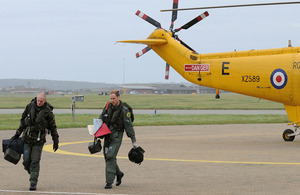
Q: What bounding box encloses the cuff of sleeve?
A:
[131,137,136,143]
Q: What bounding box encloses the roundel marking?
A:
[270,69,288,89]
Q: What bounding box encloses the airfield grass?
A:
[0,93,284,110]
[0,114,289,130]
[0,93,288,130]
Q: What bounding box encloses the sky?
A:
[1,0,300,84]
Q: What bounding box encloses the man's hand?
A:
[53,142,59,152]
[132,141,138,149]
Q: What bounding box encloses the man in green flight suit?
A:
[12,92,59,191]
[99,90,138,189]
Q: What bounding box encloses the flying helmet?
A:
[128,146,145,165]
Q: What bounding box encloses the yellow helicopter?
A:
[118,1,300,141]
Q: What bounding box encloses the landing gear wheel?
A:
[283,129,295,141]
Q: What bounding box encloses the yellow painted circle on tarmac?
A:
[43,141,300,165]
[44,140,103,158]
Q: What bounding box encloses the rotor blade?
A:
[165,63,170,80]
[161,1,300,12]
[136,46,151,58]
[175,11,209,32]
[175,36,196,52]
[136,10,161,28]
[170,0,179,31]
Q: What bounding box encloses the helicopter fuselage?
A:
[119,28,300,122]
[147,29,300,106]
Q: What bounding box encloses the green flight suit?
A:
[99,100,136,184]
[16,98,59,185]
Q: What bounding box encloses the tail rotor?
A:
[133,1,209,80]
[174,11,209,32]
[169,0,179,31]
[136,10,161,28]
[136,46,151,58]
[165,63,170,80]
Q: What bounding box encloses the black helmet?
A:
[128,146,145,165]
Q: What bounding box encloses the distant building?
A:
[120,83,218,94]
[0,79,222,95]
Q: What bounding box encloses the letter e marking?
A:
[222,62,230,75]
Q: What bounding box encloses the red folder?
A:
[94,123,111,138]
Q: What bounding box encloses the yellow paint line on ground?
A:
[43,141,300,165]
[43,140,103,158]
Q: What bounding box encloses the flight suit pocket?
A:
[111,131,119,140]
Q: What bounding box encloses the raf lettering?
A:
[293,62,300,69]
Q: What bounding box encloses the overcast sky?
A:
[1,0,300,84]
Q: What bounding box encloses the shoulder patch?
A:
[126,112,131,118]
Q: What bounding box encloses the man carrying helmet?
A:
[99,90,138,189]
[11,91,59,191]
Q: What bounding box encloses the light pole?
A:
[123,58,126,95]
[123,58,125,85]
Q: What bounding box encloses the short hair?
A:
[110,90,120,97]
[37,91,47,100]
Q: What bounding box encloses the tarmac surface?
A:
[1,123,300,195]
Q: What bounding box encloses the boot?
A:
[29,183,36,191]
[105,183,112,189]
[116,172,124,186]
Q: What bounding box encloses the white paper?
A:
[93,119,103,134]
[87,125,95,136]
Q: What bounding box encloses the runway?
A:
[1,124,300,195]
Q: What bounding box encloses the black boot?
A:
[29,183,36,191]
[116,172,124,186]
[105,183,112,189]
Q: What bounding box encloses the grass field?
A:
[0,114,289,130]
[0,93,287,130]
[0,93,284,110]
